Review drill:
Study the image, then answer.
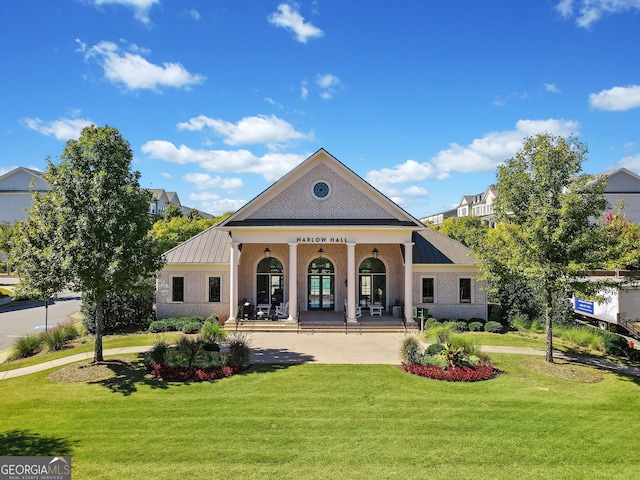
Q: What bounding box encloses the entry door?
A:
[308,275,334,310]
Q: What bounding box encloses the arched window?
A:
[256,257,284,306]
[358,257,386,308]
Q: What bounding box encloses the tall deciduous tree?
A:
[478,133,610,363]
[25,125,164,361]
[12,195,68,329]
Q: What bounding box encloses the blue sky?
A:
[2,0,640,218]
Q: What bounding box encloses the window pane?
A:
[459,278,471,303]
[422,278,434,303]
[172,277,184,302]
[209,277,221,303]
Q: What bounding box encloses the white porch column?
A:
[228,241,239,321]
[346,242,357,323]
[404,242,415,324]
[288,242,298,321]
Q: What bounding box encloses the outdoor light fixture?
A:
[372,247,379,259]
[318,248,324,258]
[264,247,271,259]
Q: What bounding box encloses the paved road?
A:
[0,291,82,351]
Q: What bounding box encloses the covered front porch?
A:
[225,309,413,334]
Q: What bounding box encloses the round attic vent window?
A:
[312,181,331,200]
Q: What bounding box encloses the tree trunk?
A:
[545,287,554,363]
[94,297,104,363]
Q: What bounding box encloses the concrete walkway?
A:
[1,332,639,380]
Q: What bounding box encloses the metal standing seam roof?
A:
[163,225,475,266]
[163,227,231,264]
[412,229,476,265]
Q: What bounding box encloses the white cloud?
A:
[619,153,640,171]
[366,160,439,188]
[93,0,159,25]
[268,3,324,43]
[556,0,640,28]
[544,83,561,93]
[83,40,205,92]
[494,91,529,106]
[589,85,640,111]
[432,119,579,176]
[300,81,309,100]
[365,118,579,204]
[188,193,247,216]
[177,114,310,147]
[316,73,341,99]
[185,9,201,21]
[22,116,93,140]
[182,172,243,193]
[160,172,173,179]
[141,141,307,182]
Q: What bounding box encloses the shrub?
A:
[512,313,532,331]
[9,334,42,360]
[530,319,545,331]
[181,321,202,334]
[425,343,445,356]
[42,327,68,351]
[559,327,603,350]
[599,331,629,357]
[452,321,469,333]
[148,319,174,333]
[82,284,155,334]
[147,340,168,365]
[423,317,440,329]
[228,333,252,369]
[468,322,483,332]
[61,323,79,341]
[449,334,481,357]
[484,321,503,333]
[200,319,228,344]
[421,353,447,368]
[400,335,423,364]
[425,323,453,345]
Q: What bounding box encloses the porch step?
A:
[224,320,419,334]
[224,320,298,333]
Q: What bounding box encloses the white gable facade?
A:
[0,167,49,223]
[156,149,487,324]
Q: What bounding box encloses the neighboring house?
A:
[0,167,49,223]
[149,189,180,215]
[421,167,640,226]
[150,188,213,218]
[156,149,487,324]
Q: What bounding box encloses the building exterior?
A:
[0,167,49,223]
[156,149,487,324]
[150,188,213,218]
[421,167,640,226]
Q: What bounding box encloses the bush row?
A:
[9,323,80,360]
[423,317,504,334]
[148,316,207,334]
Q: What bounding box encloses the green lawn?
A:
[1,354,639,479]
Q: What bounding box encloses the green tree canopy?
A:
[16,125,164,361]
[162,203,184,220]
[476,133,611,362]
[149,211,235,257]
[435,215,488,249]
